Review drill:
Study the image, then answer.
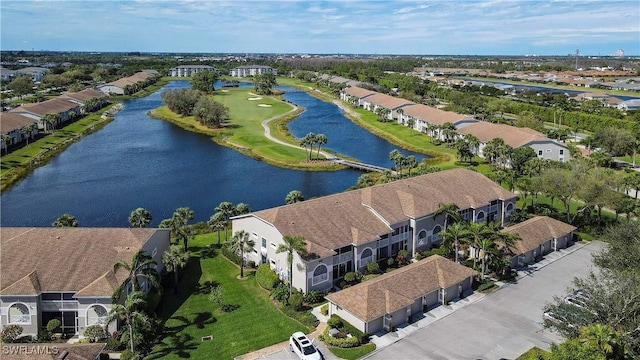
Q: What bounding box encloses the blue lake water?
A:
[0,81,426,227]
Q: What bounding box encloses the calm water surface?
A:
[0,81,424,227]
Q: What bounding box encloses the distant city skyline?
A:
[1,0,638,56]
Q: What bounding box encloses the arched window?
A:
[506,203,514,215]
[360,248,373,268]
[86,304,108,326]
[476,211,485,222]
[312,264,328,285]
[417,230,428,246]
[8,303,30,324]
[432,225,442,242]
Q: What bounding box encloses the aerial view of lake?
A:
[0,81,426,227]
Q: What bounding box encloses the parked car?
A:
[289,332,322,360]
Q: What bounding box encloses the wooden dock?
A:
[333,159,393,173]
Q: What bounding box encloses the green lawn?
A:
[327,343,376,360]
[148,234,308,360]
[516,346,551,360]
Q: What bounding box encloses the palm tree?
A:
[405,155,418,177]
[215,202,235,241]
[465,134,480,158]
[112,250,160,302]
[389,149,405,178]
[439,222,469,263]
[478,238,497,280]
[285,190,304,204]
[315,134,327,159]
[162,245,190,294]
[20,123,37,146]
[234,203,251,216]
[128,208,152,228]
[229,230,255,278]
[433,203,462,230]
[53,213,78,227]
[467,222,494,268]
[172,207,194,251]
[1,134,10,155]
[276,235,308,298]
[579,324,622,358]
[107,291,150,354]
[208,212,227,245]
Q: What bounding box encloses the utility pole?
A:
[575,49,580,70]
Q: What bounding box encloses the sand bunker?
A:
[258,104,272,107]
[221,90,229,92]
[248,97,263,101]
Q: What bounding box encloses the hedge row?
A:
[323,314,369,348]
[256,264,279,290]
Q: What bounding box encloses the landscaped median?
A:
[148,86,346,171]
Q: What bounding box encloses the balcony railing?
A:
[41,301,78,311]
[359,256,373,268]
[312,273,328,286]
[87,316,107,326]
[334,251,352,264]
[391,232,410,243]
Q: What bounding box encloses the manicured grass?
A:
[0,105,116,192]
[148,234,309,360]
[327,343,377,360]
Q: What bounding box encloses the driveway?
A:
[365,241,603,360]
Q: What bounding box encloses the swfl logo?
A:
[1,345,59,355]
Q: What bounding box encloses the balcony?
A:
[41,301,78,312]
[312,273,328,286]
[391,232,410,243]
[359,256,373,268]
[87,316,107,326]
[334,251,352,264]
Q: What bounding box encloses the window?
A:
[261,237,267,248]
[8,303,30,324]
[546,149,552,152]
[476,211,485,222]
[252,232,258,238]
[152,248,157,257]
[538,150,543,156]
[360,248,373,267]
[559,149,564,155]
[432,225,442,241]
[270,242,277,249]
[459,208,473,222]
[506,203,514,215]
[86,304,108,326]
[417,230,427,246]
[312,264,328,285]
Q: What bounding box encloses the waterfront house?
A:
[358,93,414,121]
[0,227,170,339]
[10,98,81,130]
[169,65,216,77]
[399,103,477,134]
[500,216,576,268]
[231,168,516,293]
[325,255,476,334]
[340,86,376,107]
[59,89,108,113]
[0,112,38,149]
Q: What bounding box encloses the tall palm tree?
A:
[112,250,160,302]
[162,245,189,294]
[41,113,58,132]
[439,222,469,263]
[128,208,152,228]
[389,149,405,178]
[315,134,327,159]
[208,212,226,245]
[234,203,251,216]
[172,207,194,251]
[579,324,622,358]
[107,291,150,354]
[229,230,255,278]
[215,202,235,241]
[467,222,495,268]
[433,203,462,230]
[465,134,480,158]
[285,190,304,204]
[20,123,37,146]
[478,238,497,280]
[53,213,78,227]
[1,134,10,155]
[276,235,308,298]
[405,155,418,177]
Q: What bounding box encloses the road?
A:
[365,241,603,360]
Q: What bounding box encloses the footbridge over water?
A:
[333,159,395,174]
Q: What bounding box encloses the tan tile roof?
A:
[326,255,475,322]
[60,88,107,103]
[0,228,161,297]
[402,104,475,126]
[11,98,80,117]
[2,343,105,360]
[362,93,414,110]
[0,112,36,133]
[344,86,376,99]
[249,169,515,258]
[456,121,549,148]
[502,216,577,254]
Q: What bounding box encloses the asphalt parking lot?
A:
[365,241,603,360]
[261,338,339,360]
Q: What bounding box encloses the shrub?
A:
[304,290,327,304]
[221,246,242,266]
[343,272,357,283]
[327,315,343,329]
[247,260,256,268]
[289,293,304,310]
[366,261,380,274]
[477,281,495,292]
[37,330,52,342]
[104,337,123,351]
[47,319,61,333]
[256,264,279,290]
[320,304,328,316]
[1,324,23,343]
[270,282,290,303]
[84,325,107,342]
[414,252,423,261]
[220,303,239,312]
[387,258,395,267]
[362,274,380,282]
[120,349,134,360]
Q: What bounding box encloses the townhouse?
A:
[97,71,159,95]
[58,89,108,113]
[10,98,81,130]
[399,103,477,134]
[0,227,170,339]
[456,122,570,163]
[0,112,38,150]
[231,168,516,294]
[169,65,216,77]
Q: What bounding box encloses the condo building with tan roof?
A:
[231,168,516,294]
[0,227,170,339]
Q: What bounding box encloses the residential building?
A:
[358,93,414,121]
[230,65,277,77]
[10,98,81,130]
[618,99,640,111]
[500,216,576,268]
[231,168,516,293]
[456,121,571,163]
[399,103,477,134]
[326,255,476,334]
[169,65,216,77]
[0,227,170,338]
[340,86,376,107]
[97,71,158,95]
[0,112,38,150]
[59,89,108,113]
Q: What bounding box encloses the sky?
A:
[1,0,639,56]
